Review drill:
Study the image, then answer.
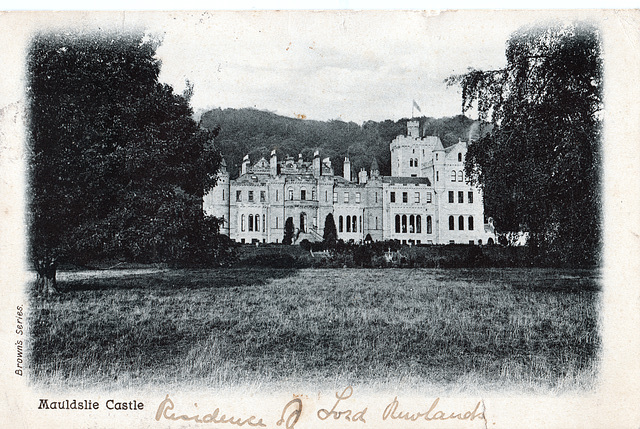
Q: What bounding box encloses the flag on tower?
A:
[412,99,421,112]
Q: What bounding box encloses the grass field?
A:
[27,268,601,393]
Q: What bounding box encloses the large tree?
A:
[447,22,602,266]
[27,33,222,292]
[322,213,337,245]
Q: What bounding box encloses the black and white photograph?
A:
[0,9,639,429]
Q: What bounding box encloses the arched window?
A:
[300,213,306,232]
[395,215,400,233]
[468,216,474,231]
[241,214,245,232]
[352,216,357,233]
[300,189,306,200]
[458,171,463,182]
[451,170,457,181]
[426,216,432,234]
[248,214,254,232]
[255,213,260,231]
[409,159,413,167]
[449,216,454,230]
[414,158,418,167]
[263,214,266,232]
[402,215,407,233]
[288,188,294,200]
[458,152,462,162]
[416,215,422,233]
[339,216,343,233]
[409,215,415,233]
[458,215,464,230]
[346,215,351,232]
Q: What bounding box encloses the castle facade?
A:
[203,120,495,245]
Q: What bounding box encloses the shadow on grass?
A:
[54,267,301,293]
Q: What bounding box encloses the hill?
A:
[199,108,485,179]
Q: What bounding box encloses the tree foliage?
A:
[27,32,222,290]
[323,213,337,245]
[282,217,295,245]
[447,22,602,266]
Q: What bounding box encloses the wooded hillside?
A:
[199,108,484,179]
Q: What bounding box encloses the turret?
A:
[241,154,250,176]
[370,158,379,178]
[313,150,320,178]
[407,120,420,138]
[432,137,445,187]
[270,149,277,177]
[343,157,351,181]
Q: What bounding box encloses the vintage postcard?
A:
[0,9,639,429]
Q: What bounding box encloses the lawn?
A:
[27,268,601,393]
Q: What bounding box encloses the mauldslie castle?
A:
[203,120,496,245]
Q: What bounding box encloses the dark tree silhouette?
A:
[323,213,337,245]
[282,217,295,245]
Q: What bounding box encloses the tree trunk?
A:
[35,257,58,296]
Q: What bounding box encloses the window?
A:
[436,154,439,161]
[458,152,462,162]
[458,191,464,203]
[241,214,245,231]
[409,215,415,233]
[449,216,454,230]
[339,216,344,232]
[222,190,225,201]
[300,189,306,200]
[426,216,432,234]
[468,216,474,231]
[403,192,408,203]
[390,192,396,203]
[248,191,254,202]
[375,192,378,203]
[449,191,454,203]
[255,213,260,231]
[333,192,338,203]
[436,171,439,181]
[352,216,357,233]
[402,215,407,233]
[346,215,351,232]
[248,214,253,231]
[427,192,432,203]
[451,170,457,181]
[325,190,328,202]
[416,215,422,233]
[459,215,464,230]
[288,189,294,201]
[344,192,349,203]
[375,216,378,230]
[276,217,279,229]
[395,215,400,233]
[414,192,420,203]
[236,190,242,202]
[356,192,361,203]
[468,191,473,203]
[410,159,413,167]
[276,190,279,201]
[415,158,418,167]
[260,191,266,202]
[312,190,316,201]
[458,171,463,182]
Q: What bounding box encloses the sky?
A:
[1,10,602,124]
[145,10,529,124]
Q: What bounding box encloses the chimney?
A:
[313,150,320,177]
[270,149,277,177]
[241,154,250,176]
[343,157,351,181]
[358,168,368,184]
